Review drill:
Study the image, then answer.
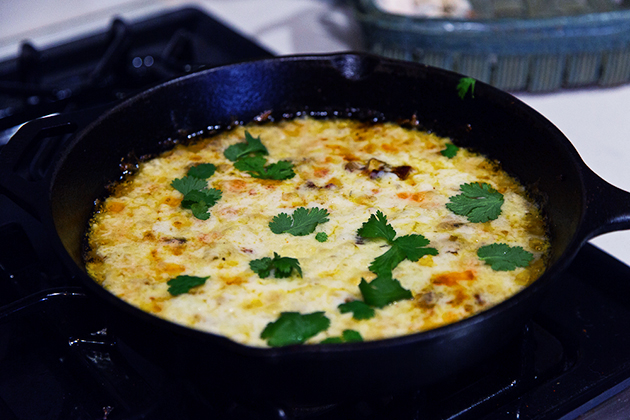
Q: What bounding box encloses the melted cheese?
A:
[86,118,549,347]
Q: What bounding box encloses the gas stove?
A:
[0,7,271,134]
[0,8,629,420]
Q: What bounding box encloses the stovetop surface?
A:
[0,7,629,420]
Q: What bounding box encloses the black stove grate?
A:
[0,8,629,420]
[0,7,272,134]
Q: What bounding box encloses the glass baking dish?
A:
[351,0,630,91]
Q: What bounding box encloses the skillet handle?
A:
[0,115,81,277]
[0,108,108,278]
[0,287,87,325]
[579,167,630,241]
[0,104,110,219]
[0,115,79,219]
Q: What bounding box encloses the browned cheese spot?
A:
[431,270,476,287]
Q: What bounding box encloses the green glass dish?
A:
[352,0,630,91]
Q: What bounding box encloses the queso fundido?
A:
[85,117,549,347]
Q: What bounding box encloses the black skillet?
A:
[2,53,630,405]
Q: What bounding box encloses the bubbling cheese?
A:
[86,118,549,347]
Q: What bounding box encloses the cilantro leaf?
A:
[233,154,266,172]
[187,163,216,179]
[269,207,330,236]
[167,275,209,296]
[338,300,375,320]
[457,77,476,99]
[342,329,364,342]
[359,274,413,308]
[234,155,295,180]
[190,201,211,220]
[250,252,302,279]
[393,234,438,261]
[315,232,328,242]
[358,212,438,276]
[268,212,293,234]
[321,330,364,344]
[181,188,222,209]
[272,255,302,278]
[369,245,406,277]
[261,160,295,180]
[369,238,438,276]
[226,131,295,180]
[172,163,217,195]
[224,131,268,162]
[441,143,459,158]
[261,312,330,347]
[446,182,504,223]
[179,188,222,220]
[357,210,396,242]
[171,176,208,196]
[249,257,273,278]
[172,174,222,220]
[478,243,533,271]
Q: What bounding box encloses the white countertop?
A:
[1,0,629,264]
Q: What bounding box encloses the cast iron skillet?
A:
[4,53,630,404]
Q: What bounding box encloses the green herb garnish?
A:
[477,243,533,271]
[357,211,438,277]
[269,207,330,236]
[338,300,375,320]
[188,201,209,220]
[457,77,476,99]
[225,131,295,180]
[180,188,222,209]
[250,253,302,278]
[446,182,504,223]
[369,246,407,277]
[171,176,208,196]
[261,312,330,347]
[441,143,459,158]
[321,330,363,344]
[171,161,221,220]
[359,274,413,308]
[171,172,222,220]
[315,232,328,242]
[357,210,396,242]
[234,155,295,180]
[171,176,222,220]
[224,131,268,162]
[187,163,216,179]
[167,275,209,296]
